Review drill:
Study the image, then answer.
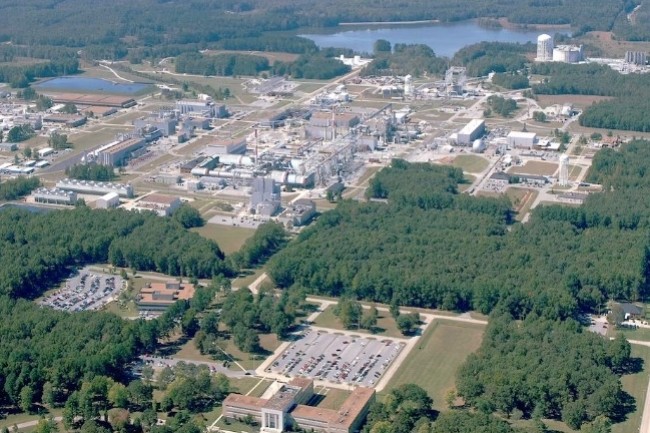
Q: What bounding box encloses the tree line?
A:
[65,164,117,182]
[0,176,40,201]
[174,52,270,77]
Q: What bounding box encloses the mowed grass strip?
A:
[384,319,485,411]
[452,154,490,173]
[508,161,558,176]
[312,305,405,339]
[191,224,256,254]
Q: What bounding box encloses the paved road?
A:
[141,356,255,378]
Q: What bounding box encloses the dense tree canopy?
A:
[0,206,232,298]
[457,313,632,428]
[269,156,650,318]
[65,163,116,182]
[0,176,40,201]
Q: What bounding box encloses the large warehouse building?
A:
[457,119,485,146]
[223,378,375,433]
[507,131,537,149]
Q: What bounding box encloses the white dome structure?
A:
[536,34,554,62]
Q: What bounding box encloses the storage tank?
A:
[472,138,486,153]
[536,34,553,61]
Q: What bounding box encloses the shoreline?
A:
[338,19,439,26]
[337,17,572,31]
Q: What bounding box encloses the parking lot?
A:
[268,329,405,387]
[39,271,125,312]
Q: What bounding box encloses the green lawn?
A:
[230,377,271,397]
[383,319,485,412]
[312,305,405,339]
[612,345,650,433]
[0,408,62,429]
[452,155,490,173]
[615,326,650,342]
[191,224,256,255]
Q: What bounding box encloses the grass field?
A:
[508,161,558,176]
[312,305,405,339]
[191,224,256,254]
[0,409,62,429]
[230,377,266,396]
[452,155,490,173]
[384,319,485,411]
[612,345,650,433]
[568,164,582,181]
[459,174,476,192]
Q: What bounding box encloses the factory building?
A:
[223,378,375,433]
[457,119,485,146]
[250,177,281,217]
[305,112,360,140]
[280,199,316,227]
[626,51,647,65]
[95,136,146,166]
[206,138,248,155]
[553,45,584,63]
[95,192,120,209]
[56,179,134,198]
[13,114,42,130]
[134,193,182,217]
[175,99,227,118]
[536,34,554,61]
[43,114,87,128]
[46,93,136,108]
[133,113,178,136]
[33,188,78,205]
[507,131,537,149]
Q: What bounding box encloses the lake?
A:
[300,20,571,57]
[35,77,153,95]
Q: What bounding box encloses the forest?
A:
[456,314,633,429]
[452,42,533,77]
[174,53,270,77]
[0,0,636,50]
[0,206,233,299]
[361,43,447,77]
[268,155,650,319]
[531,62,650,132]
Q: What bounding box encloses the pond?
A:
[300,20,571,57]
[35,76,153,95]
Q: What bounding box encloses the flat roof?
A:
[140,193,180,206]
[459,119,484,134]
[507,131,537,138]
[224,394,268,409]
[264,385,301,411]
[292,387,374,428]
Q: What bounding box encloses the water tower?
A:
[559,154,570,186]
[536,34,554,62]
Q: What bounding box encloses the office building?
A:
[223,378,375,433]
[137,281,195,312]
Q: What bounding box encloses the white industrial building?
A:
[175,99,227,118]
[553,45,584,63]
[457,119,485,146]
[33,188,77,205]
[507,131,537,149]
[94,136,146,166]
[134,193,182,216]
[56,179,135,198]
[536,34,554,62]
[96,192,120,209]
